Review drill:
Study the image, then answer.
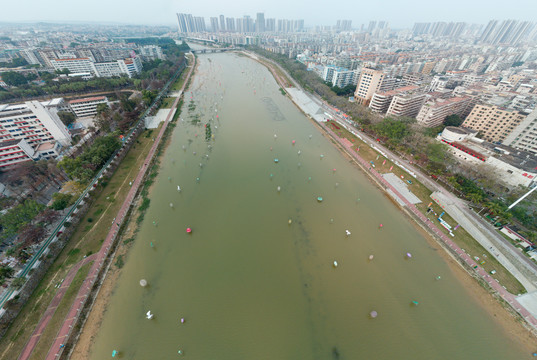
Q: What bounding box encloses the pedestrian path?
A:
[17,254,96,360]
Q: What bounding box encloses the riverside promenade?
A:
[320,122,537,330]
[36,58,195,360]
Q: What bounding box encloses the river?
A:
[88,51,528,359]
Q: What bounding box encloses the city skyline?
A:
[0,0,536,28]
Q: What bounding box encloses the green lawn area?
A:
[326,123,526,295]
[161,97,176,108]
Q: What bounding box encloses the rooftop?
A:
[69,96,107,104]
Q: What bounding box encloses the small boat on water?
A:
[146,311,154,320]
[177,185,181,191]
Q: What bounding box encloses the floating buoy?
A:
[277,186,281,192]
[150,241,154,248]
[369,255,374,261]
[309,135,312,139]
[177,186,181,191]
[270,147,273,151]
[308,177,312,181]
[170,203,174,208]
[186,228,192,234]
[333,261,338,268]
[112,350,118,357]
[193,151,196,155]
[146,311,154,320]
[180,317,185,324]
[320,154,324,159]
[412,300,419,306]
[436,276,442,280]
[274,134,277,138]
[379,224,383,228]
[298,150,301,155]
[345,230,351,236]
[317,197,323,202]
[274,158,279,163]
[178,349,183,355]
[406,252,412,259]
[288,219,292,225]
[270,173,273,178]
[140,279,148,287]
[196,177,200,182]
[370,310,378,318]
[333,168,336,172]
[292,140,296,145]
[298,162,301,167]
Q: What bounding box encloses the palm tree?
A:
[467,192,483,206]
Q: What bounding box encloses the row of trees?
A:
[59,134,122,183]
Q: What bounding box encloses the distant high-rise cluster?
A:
[479,20,534,45]
[412,22,467,39]
[336,20,352,31]
[176,13,304,33]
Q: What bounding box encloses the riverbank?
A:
[247,51,537,352]
[69,55,198,360]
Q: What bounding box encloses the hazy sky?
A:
[0,0,536,28]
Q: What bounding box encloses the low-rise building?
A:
[140,45,165,60]
[68,96,108,118]
[438,126,537,188]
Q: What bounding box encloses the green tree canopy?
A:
[1,71,28,86]
[444,114,463,127]
[374,118,410,141]
[57,111,76,127]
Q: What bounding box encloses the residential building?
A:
[416,97,472,127]
[68,96,108,118]
[0,100,71,167]
[51,57,95,74]
[462,104,527,143]
[256,13,265,32]
[139,45,165,60]
[369,85,419,113]
[52,56,142,78]
[386,92,427,118]
[503,108,537,154]
[354,68,386,106]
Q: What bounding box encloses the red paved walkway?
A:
[18,254,96,360]
[321,123,537,329]
[42,59,195,360]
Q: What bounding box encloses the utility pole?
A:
[508,185,537,210]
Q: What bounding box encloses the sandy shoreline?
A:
[72,51,536,358]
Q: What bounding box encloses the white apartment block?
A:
[369,85,419,114]
[0,101,71,167]
[51,56,142,78]
[386,92,427,118]
[416,97,472,127]
[354,68,386,106]
[68,96,108,118]
[140,45,165,60]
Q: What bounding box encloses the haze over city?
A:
[1,1,537,359]
[0,0,535,27]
